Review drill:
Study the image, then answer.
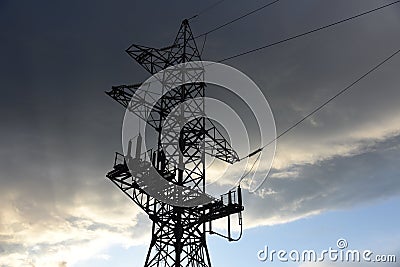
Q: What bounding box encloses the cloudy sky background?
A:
[1,0,400,266]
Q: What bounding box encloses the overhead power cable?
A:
[239,46,400,162]
[129,1,400,163]
[133,1,399,92]
[188,0,228,21]
[218,0,400,62]
[195,0,282,38]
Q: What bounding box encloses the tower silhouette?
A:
[106,20,244,267]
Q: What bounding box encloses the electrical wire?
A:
[218,0,400,62]
[238,46,400,163]
[126,1,400,90]
[188,0,228,21]
[200,34,208,56]
[195,0,282,39]
[230,152,262,190]
[124,1,400,179]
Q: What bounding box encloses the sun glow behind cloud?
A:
[1,0,400,266]
[0,181,150,266]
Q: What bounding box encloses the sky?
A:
[1,0,400,266]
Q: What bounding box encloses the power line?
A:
[231,152,262,191]
[188,0,228,21]
[135,1,400,154]
[218,0,400,62]
[235,46,400,187]
[195,0,282,38]
[239,46,400,161]
[134,1,399,88]
[130,1,400,162]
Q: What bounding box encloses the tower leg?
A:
[144,214,211,267]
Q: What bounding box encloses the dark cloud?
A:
[0,0,399,264]
[243,134,400,226]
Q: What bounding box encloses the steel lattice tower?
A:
[106,20,244,267]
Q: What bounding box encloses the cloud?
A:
[0,163,150,266]
[1,0,400,265]
[240,134,400,228]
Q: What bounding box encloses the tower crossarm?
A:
[204,118,240,164]
[126,19,200,75]
[106,84,163,131]
[183,188,244,229]
[199,202,244,223]
[105,84,138,108]
[126,44,177,74]
[106,152,161,221]
[181,117,240,164]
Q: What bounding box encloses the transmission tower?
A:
[105,19,244,267]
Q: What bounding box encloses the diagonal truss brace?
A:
[106,84,240,164]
